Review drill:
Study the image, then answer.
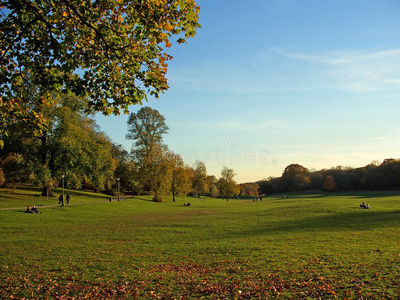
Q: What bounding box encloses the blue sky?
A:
[96,0,400,183]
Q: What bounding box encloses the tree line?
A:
[0,103,240,202]
[3,97,398,199]
[3,96,398,199]
[253,160,400,195]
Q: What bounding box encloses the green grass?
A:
[1,187,399,299]
[0,184,110,209]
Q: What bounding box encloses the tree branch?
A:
[60,0,129,54]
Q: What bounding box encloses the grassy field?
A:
[0,186,399,299]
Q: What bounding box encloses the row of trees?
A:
[0,95,116,195]
[0,104,240,202]
[256,160,400,195]
[3,96,399,199]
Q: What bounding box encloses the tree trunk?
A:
[39,133,55,197]
[40,133,47,165]
[41,184,55,197]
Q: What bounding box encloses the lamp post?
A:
[117,178,120,201]
[61,174,65,206]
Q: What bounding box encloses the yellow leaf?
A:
[164,24,173,31]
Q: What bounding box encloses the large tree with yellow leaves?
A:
[0,0,200,146]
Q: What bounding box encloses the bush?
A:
[152,195,165,203]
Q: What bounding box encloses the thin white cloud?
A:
[271,47,400,92]
[169,47,400,95]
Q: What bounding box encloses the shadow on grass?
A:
[134,196,154,203]
[350,191,400,199]
[0,194,28,200]
[240,209,400,238]
[312,190,400,199]
[52,189,111,200]
[269,190,400,200]
[0,190,40,198]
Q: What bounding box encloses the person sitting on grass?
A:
[31,206,40,214]
[26,206,31,213]
[360,202,366,208]
[365,203,370,209]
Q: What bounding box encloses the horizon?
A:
[96,0,400,183]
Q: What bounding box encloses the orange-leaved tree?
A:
[0,0,201,147]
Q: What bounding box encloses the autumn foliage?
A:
[1,258,397,299]
[0,0,200,145]
[323,175,336,192]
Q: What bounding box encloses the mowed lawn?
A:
[1,187,399,299]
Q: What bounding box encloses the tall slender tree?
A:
[126,106,169,197]
[126,107,169,161]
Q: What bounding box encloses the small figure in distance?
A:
[365,203,370,209]
[66,194,70,205]
[26,206,31,213]
[360,202,366,208]
[59,194,64,206]
[282,194,287,199]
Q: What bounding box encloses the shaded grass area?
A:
[0,189,400,299]
[0,185,111,209]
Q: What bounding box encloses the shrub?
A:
[323,175,336,192]
[152,195,165,203]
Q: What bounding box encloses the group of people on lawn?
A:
[26,206,40,214]
[360,202,370,209]
[26,194,71,213]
